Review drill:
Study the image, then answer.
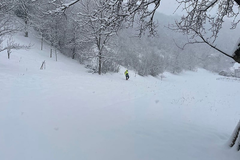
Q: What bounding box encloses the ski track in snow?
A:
[0,33,240,160]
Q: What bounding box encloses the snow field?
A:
[0,33,240,160]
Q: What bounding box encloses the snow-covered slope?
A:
[0,33,240,160]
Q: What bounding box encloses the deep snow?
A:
[0,33,240,160]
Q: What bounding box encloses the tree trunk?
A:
[41,33,43,50]
[98,52,102,75]
[50,48,52,58]
[50,43,53,58]
[7,49,11,59]
[24,19,28,37]
[55,48,57,62]
[229,120,240,151]
[72,47,75,59]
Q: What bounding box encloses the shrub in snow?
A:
[219,71,233,77]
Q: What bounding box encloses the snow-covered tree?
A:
[70,0,126,74]
[53,0,160,35]
[0,0,18,38]
[0,0,29,57]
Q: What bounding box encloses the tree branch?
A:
[191,28,234,60]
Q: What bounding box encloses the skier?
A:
[124,70,129,80]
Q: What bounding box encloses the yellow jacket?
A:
[124,70,128,75]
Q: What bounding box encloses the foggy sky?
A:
[157,0,182,16]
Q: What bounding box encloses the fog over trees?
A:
[0,0,239,76]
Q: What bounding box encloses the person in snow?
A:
[124,70,129,80]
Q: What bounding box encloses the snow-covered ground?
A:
[0,33,240,160]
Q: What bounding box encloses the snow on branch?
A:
[49,0,81,13]
[49,0,161,36]
[199,0,218,12]
[0,38,31,59]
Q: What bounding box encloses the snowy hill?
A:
[0,33,240,160]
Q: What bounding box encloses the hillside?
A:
[0,33,240,160]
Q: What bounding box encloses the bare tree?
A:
[71,0,127,75]
[0,37,30,59]
[14,0,38,37]
[0,0,31,57]
[0,0,19,37]
[51,0,161,35]
[172,0,240,62]
[52,0,240,62]
[32,0,67,58]
[63,9,90,61]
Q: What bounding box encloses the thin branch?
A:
[173,38,204,50]
[191,28,234,59]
